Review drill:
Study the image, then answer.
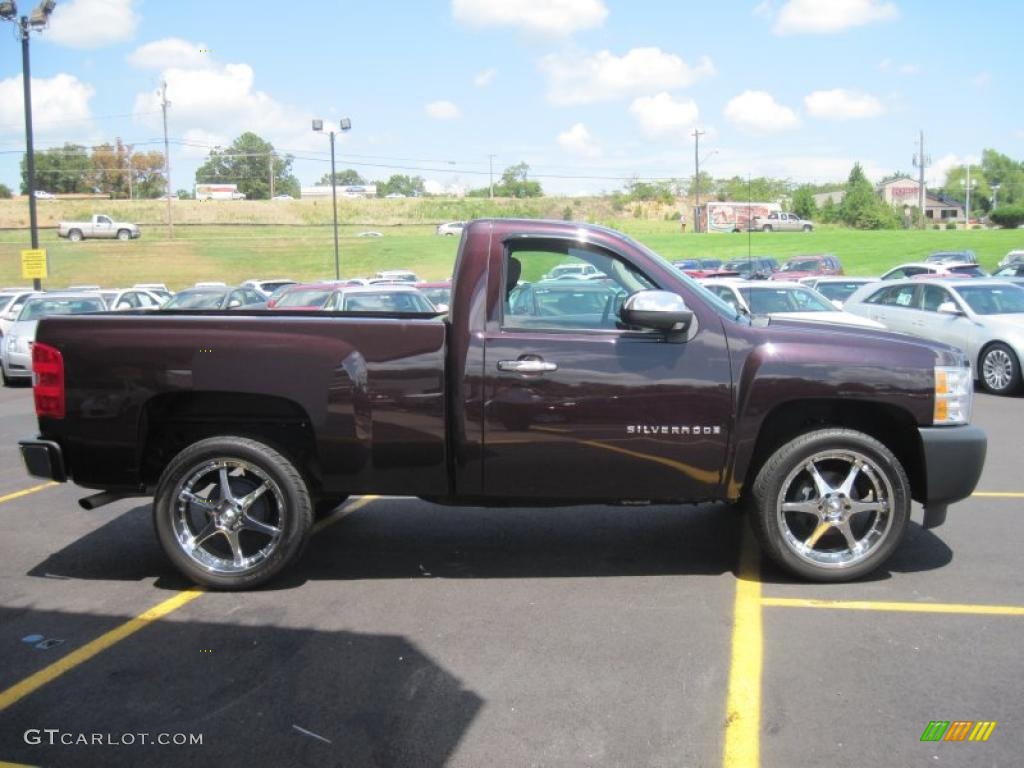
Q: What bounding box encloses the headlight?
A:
[5,334,18,352]
[933,366,973,425]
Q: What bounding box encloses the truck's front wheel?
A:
[748,429,910,582]
[117,229,132,241]
[153,436,313,589]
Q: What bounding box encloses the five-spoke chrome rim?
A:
[171,458,286,575]
[776,450,894,569]
[983,349,1013,391]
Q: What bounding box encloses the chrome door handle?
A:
[497,359,558,373]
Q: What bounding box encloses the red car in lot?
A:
[771,254,844,281]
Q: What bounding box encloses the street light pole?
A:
[19,14,40,290]
[329,130,339,279]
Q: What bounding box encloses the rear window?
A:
[342,292,434,312]
[815,281,868,302]
[19,297,106,320]
[276,289,333,308]
[164,291,225,309]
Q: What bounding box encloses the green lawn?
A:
[0,221,1020,289]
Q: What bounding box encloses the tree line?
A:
[17,139,166,198]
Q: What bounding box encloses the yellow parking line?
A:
[0,760,39,767]
[722,528,762,768]
[0,495,378,713]
[761,597,1024,616]
[971,492,1024,498]
[0,482,57,505]
[0,588,204,713]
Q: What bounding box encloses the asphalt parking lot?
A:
[0,385,1020,767]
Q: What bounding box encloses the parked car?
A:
[752,211,814,232]
[132,283,174,301]
[271,195,294,201]
[996,250,1024,270]
[436,221,465,236]
[242,279,297,296]
[880,262,987,280]
[542,262,603,281]
[373,270,418,283]
[58,214,140,242]
[722,257,779,280]
[20,218,986,588]
[507,279,624,326]
[772,254,844,281]
[416,280,452,311]
[846,279,1024,394]
[269,284,437,313]
[925,250,978,265]
[798,277,877,308]
[992,264,1024,280]
[194,281,228,289]
[99,288,165,311]
[161,287,267,310]
[357,231,384,238]
[33,190,56,199]
[0,291,42,337]
[700,279,884,329]
[2,293,106,385]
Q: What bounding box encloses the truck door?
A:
[95,215,112,237]
[481,237,732,502]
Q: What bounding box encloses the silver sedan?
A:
[845,278,1024,395]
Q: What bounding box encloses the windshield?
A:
[260,281,295,293]
[163,291,225,309]
[276,289,333,308]
[781,258,821,272]
[741,286,835,314]
[18,297,106,321]
[952,284,1024,315]
[815,281,869,302]
[421,287,451,306]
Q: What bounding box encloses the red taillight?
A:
[32,342,64,419]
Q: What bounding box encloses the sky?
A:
[0,0,1020,196]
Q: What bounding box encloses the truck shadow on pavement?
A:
[0,605,482,768]
[27,499,951,589]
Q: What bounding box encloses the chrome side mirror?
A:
[937,301,962,316]
[620,290,694,332]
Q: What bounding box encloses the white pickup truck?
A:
[58,214,141,242]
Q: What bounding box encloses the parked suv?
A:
[997,250,1024,270]
[925,251,978,265]
[772,254,844,281]
[722,257,779,280]
[752,211,814,232]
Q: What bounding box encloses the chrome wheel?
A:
[982,348,1013,391]
[776,450,895,569]
[170,458,286,575]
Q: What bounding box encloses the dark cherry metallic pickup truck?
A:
[20,219,986,588]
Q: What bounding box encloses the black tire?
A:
[117,229,131,241]
[1,367,10,387]
[762,224,772,232]
[68,229,83,242]
[314,495,350,519]
[978,342,1021,395]
[747,428,910,582]
[153,436,313,589]
[802,224,813,232]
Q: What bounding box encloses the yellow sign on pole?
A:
[20,248,47,280]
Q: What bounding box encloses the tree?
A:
[90,138,132,198]
[839,162,899,229]
[195,132,298,200]
[175,188,192,200]
[686,171,714,198]
[21,143,91,194]
[989,205,1024,228]
[375,174,425,197]
[819,197,839,223]
[626,178,675,203]
[318,169,365,186]
[791,185,818,219]
[715,176,790,203]
[498,162,543,197]
[941,165,991,213]
[0,183,11,199]
[131,151,168,198]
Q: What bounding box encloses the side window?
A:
[920,285,951,312]
[888,285,917,307]
[885,269,905,280]
[228,290,245,307]
[903,267,925,277]
[502,242,655,331]
[136,293,158,308]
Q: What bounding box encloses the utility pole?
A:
[19,13,40,290]
[126,145,133,201]
[913,129,928,229]
[160,80,173,237]
[269,152,275,199]
[487,154,496,199]
[692,129,705,233]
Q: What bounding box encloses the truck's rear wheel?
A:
[153,436,313,589]
[117,229,131,241]
[748,428,910,582]
[68,229,83,242]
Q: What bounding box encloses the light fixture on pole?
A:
[991,183,1000,211]
[313,117,352,280]
[960,165,977,228]
[2,0,57,291]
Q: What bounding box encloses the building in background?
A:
[814,177,965,222]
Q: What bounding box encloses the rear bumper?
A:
[917,424,987,527]
[19,438,67,482]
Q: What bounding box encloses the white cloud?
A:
[723,90,799,132]
[804,89,884,119]
[540,48,714,106]
[47,0,140,49]
[452,0,608,35]
[899,63,919,75]
[127,38,209,70]
[773,0,898,35]
[927,153,980,187]
[425,100,461,120]
[557,123,600,157]
[970,71,992,88]
[629,92,699,138]
[0,73,95,139]
[473,68,497,87]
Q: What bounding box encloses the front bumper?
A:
[19,438,66,482]
[917,424,987,527]
[3,347,32,379]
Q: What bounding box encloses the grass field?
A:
[0,198,1021,289]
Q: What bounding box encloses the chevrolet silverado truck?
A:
[19,219,986,589]
[58,214,140,242]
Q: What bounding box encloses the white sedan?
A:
[700,279,885,329]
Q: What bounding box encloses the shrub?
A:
[989,205,1024,229]
[945,221,957,230]
[0,183,11,199]
[933,224,941,229]
[562,206,573,221]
